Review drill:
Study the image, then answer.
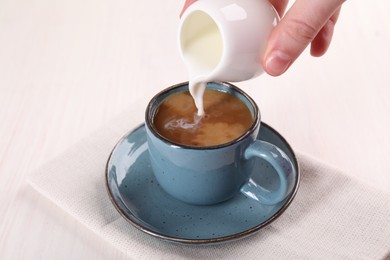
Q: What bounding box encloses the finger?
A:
[263,0,346,76]
[310,8,341,57]
[268,0,289,17]
[180,0,197,18]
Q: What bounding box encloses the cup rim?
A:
[145,81,260,150]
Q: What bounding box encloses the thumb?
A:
[263,0,345,76]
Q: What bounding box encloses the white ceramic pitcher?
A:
[178,0,280,83]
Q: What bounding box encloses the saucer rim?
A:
[105,122,300,244]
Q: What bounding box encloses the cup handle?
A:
[241,140,295,205]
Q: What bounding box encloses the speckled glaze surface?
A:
[105,123,299,244]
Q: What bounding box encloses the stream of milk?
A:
[181,15,223,116]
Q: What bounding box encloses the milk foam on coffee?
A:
[180,11,223,116]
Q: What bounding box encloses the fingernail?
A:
[265,51,291,76]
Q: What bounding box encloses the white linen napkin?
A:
[27,105,390,260]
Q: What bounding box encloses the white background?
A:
[0,0,389,258]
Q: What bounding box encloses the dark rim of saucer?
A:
[105,123,300,245]
[145,81,261,150]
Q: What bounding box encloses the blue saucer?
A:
[105,123,300,244]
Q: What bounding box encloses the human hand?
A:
[180,0,346,76]
[264,0,345,76]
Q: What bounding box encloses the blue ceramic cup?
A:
[145,82,296,205]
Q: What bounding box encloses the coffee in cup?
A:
[153,88,253,147]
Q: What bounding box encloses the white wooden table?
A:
[1,0,389,259]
